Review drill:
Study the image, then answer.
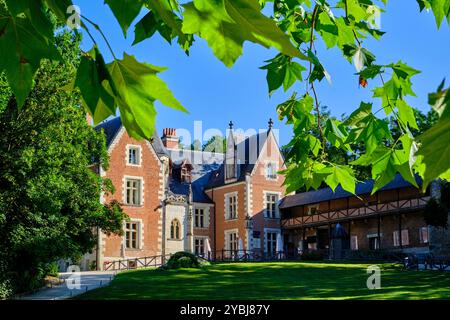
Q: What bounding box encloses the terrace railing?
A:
[103,254,172,271]
[210,250,296,262]
[282,196,430,228]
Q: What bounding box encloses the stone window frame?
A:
[123,176,144,207]
[124,219,143,250]
[125,144,142,167]
[224,192,238,221]
[263,191,281,219]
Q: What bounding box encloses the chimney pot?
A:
[162,128,179,149]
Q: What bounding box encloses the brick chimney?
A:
[162,128,179,149]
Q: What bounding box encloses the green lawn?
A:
[78,262,450,300]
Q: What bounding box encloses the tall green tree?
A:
[203,135,227,153]
[0,30,127,296]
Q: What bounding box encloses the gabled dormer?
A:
[225,121,237,183]
[172,159,193,184]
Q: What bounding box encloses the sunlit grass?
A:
[78,262,450,300]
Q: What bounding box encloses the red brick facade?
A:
[100,127,164,265]
[205,129,288,256]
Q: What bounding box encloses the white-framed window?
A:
[170,219,181,240]
[194,208,205,228]
[225,193,238,220]
[125,178,142,206]
[125,221,139,249]
[419,227,429,244]
[265,162,277,180]
[194,238,205,256]
[393,229,410,247]
[126,145,141,166]
[265,193,279,219]
[307,204,320,215]
[225,230,238,251]
[253,231,261,249]
[350,235,358,250]
[266,232,277,255]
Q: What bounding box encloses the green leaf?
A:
[316,10,338,49]
[418,0,450,28]
[307,49,330,83]
[0,12,60,107]
[105,0,144,37]
[260,54,305,95]
[44,0,73,22]
[397,99,419,130]
[342,0,370,22]
[106,54,186,140]
[353,135,418,193]
[358,65,383,80]
[345,102,392,155]
[283,61,305,91]
[5,0,54,39]
[371,147,397,193]
[133,10,172,45]
[292,94,315,132]
[182,0,307,67]
[416,105,450,189]
[321,165,356,194]
[74,47,116,124]
[428,79,450,117]
[345,101,373,126]
[388,61,421,79]
[325,119,351,151]
[146,0,192,53]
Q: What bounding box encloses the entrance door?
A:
[266,232,277,257]
[369,237,380,250]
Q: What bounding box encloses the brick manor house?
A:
[76,116,448,270]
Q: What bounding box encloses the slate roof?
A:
[167,149,224,203]
[205,130,271,189]
[95,116,122,147]
[279,174,423,209]
[95,117,168,157]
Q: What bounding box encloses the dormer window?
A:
[127,145,141,166]
[181,167,191,183]
[180,161,193,183]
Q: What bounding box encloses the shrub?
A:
[164,251,209,270]
[0,278,13,300]
[300,252,324,261]
[44,262,59,278]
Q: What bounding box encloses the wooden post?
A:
[377,214,381,250]
[399,213,403,249]
[328,223,332,249]
[348,220,352,249]
[302,227,306,251]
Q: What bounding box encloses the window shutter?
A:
[401,229,409,246]
[393,231,399,247]
[420,227,429,244]
[351,235,358,250]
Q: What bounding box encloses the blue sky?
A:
[74,1,450,145]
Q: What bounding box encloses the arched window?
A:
[170,219,181,239]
